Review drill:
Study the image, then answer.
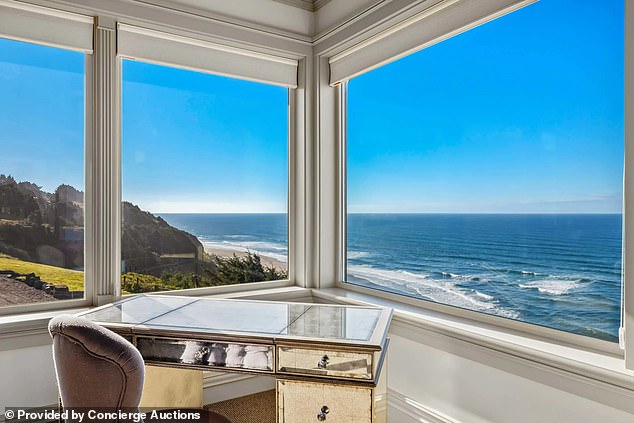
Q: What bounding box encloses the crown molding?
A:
[273,0,332,12]
[313,0,333,10]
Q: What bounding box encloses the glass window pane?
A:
[0,37,85,306]
[346,0,624,341]
[121,60,288,293]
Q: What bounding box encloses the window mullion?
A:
[90,16,121,306]
[624,0,634,370]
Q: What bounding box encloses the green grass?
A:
[0,255,84,291]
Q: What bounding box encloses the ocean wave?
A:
[484,266,546,277]
[348,265,517,319]
[202,240,288,263]
[348,251,371,260]
[518,278,581,296]
[475,291,495,301]
[432,271,484,283]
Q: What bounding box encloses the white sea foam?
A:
[347,251,371,260]
[475,291,495,301]
[348,265,517,319]
[202,240,288,263]
[518,279,580,296]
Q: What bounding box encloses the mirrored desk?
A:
[78,295,392,423]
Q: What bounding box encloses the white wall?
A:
[0,345,58,409]
[387,334,634,423]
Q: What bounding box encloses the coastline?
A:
[204,246,288,272]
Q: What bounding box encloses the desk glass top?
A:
[79,295,387,344]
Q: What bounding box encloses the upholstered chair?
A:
[48,315,231,423]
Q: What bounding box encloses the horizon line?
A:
[154,211,623,215]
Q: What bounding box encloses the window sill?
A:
[312,287,634,395]
[0,306,92,351]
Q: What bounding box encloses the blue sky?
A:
[0,0,624,214]
[348,0,624,213]
[0,39,85,191]
[121,61,288,213]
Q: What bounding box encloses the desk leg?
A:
[140,366,203,409]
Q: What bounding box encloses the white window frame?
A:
[0,2,95,316]
[112,24,305,299]
[328,0,631,360]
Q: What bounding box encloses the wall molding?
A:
[24,0,313,52]
[389,388,458,423]
[273,0,333,12]
[273,0,314,12]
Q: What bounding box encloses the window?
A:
[0,37,86,306]
[121,59,289,294]
[345,0,624,341]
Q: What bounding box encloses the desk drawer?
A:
[136,336,274,372]
[277,346,373,380]
[277,379,372,423]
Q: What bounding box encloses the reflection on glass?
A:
[284,306,380,341]
[0,37,85,306]
[121,60,289,294]
[80,295,199,324]
[81,295,383,341]
[145,299,291,334]
[136,337,274,371]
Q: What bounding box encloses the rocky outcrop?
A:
[121,201,207,276]
[0,175,83,268]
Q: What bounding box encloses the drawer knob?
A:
[193,347,210,362]
[317,405,329,421]
[317,355,329,369]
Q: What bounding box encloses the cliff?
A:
[0,175,204,275]
[121,201,206,276]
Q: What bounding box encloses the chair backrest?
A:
[48,315,145,409]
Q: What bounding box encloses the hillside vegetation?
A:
[122,251,286,293]
[0,174,286,300]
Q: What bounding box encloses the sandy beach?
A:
[204,246,288,272]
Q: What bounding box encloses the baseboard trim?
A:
[388,388,458,423]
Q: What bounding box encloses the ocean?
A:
[159,213,289,264]
[160,213,622,342]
